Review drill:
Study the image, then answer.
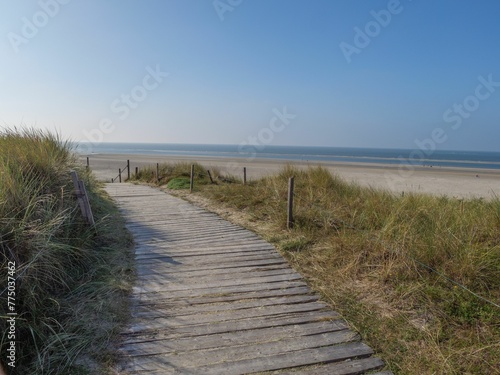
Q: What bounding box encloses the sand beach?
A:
[82,154,500,200]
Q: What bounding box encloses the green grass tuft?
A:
[166,177,191,190]
[132,161,215,187]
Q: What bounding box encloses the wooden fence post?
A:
[243,167,247,185]
[70,171,95,225]
[78,179,95,225]
[118,168,122,183]
[156,163,160,184]
[287,176,295,229]
[86,157,89,170]
[127,160,130,181]
[71,171,87,221]
[190,164,195,193]
[207,170,214,184]
[135,166,139,177]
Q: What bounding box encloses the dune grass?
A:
[135,162,499,374]
[0,129,134,374]
[131,161,237,186]
[132,162,212,185]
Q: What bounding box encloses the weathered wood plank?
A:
[133,272,304,293]
[130,226,250,240]
[134,251,283,264]
[134,280,309,301]
[122,331,360,367]
[197,342,374,375]
[122,342,374,374]
[122,311,340,341]
[134,258,289,275]
[134,245,276,258]
[136,244,273,257]
[127,301,330,332]
[135,285,313,306]
[132,233,263,247]
[136,262,290,278]
[137,266,297,284]
[121,320,349,351]
[134,294,319,318]
[274,357,385,374]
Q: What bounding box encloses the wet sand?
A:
[82,154,500,200]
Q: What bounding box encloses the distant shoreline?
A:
[74,143,500,170]
[82,153,500,200]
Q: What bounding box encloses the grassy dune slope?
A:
[0,129,134,374]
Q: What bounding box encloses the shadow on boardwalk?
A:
[104,183,392,375]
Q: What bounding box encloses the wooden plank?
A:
[134,257,289,274]
[134,241,276,254]
[121,342,374,374]
[128,224,248,237]
[133,280,309,301]
[131,230,257,242]
[135,262,290,278]
[121,320,349,351]
[123,310,340,340]
[134,250,282,263]
[122,331,360,367]
[275,357,385,375]
[198,342,374,375]
[135,263,290,278]
[137,268,300,285]
[133,272,304,293]
[127,301,330,331]
[127,219,242,228]
[136,285,313,306]
[134,254,283,268]
[134,294,319,318]
[138,246,277,256]
[137,259,289,275]
[132,232,261,246]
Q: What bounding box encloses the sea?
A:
[75,143,500,170]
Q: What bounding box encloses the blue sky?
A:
[1,0,499,151]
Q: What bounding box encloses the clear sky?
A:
[1,0,499,151]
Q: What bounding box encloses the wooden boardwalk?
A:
[105,183,391,375]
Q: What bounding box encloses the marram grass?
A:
[0,129,134,374]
